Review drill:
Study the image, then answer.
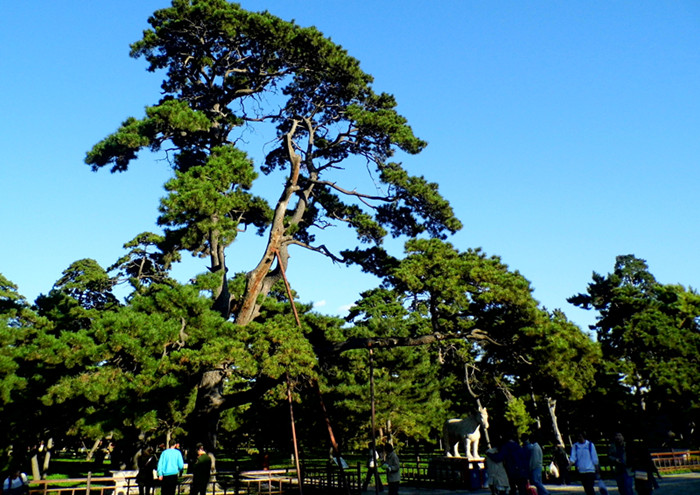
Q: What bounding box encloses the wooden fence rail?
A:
[651,451,700,473]
[26,472,288,495]
[25,464,361,495]
[22,452,698,495]
[401,458,484,490]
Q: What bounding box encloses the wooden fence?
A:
[22,451,700,495]
[25,463,362,495]
[298,462,361,495]
[651,451,700,473]
[401,457,484,490]
[26,472,292,495]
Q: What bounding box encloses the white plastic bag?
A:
[597,477,609,495]
[548,461,559,479]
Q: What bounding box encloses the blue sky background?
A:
[2,1,699,331]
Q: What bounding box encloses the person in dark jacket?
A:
[551,444,570,485]
[629,439,661,495]
[382,443,401,495]
[190,444,212,495]
[608,433,633,495]
[136,447,158,495]
[486,432,528,495]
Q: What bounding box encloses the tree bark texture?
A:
[547,397,565,447]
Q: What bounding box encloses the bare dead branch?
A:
[311,179,393,205]
[287,240,345,263]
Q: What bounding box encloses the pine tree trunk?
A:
[30,453,41,481]
[546,397,565,446]
[42,439,53,477]
[190,370,225,450]
[86,439,101,462]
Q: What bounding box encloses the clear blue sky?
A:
[2,1,699,331]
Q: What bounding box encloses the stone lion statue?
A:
[442,406,489,459]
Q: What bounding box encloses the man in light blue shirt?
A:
[158,440,184,495]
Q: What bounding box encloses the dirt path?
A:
[397,473,700,495]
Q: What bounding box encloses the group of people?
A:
[136,441,212,495]
[485,431,549,495]
[568,432,661,495]
[486,431,661,495]
[2,441,211,495]
[361,443,401,495]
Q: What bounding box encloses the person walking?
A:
[629,439,661,495]
[136,447,158,495]
[526,434,548,495]
[570,433,598,495]
[486,446,510,495]
[382,444,401,495]
[608,433,633,495]
[362,443,383,492]
[552,445,570,485]
[486,433,528,495]
[190,444,212,495]
[157,440,185,495]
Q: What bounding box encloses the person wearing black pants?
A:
[570,433,599,495]
[362,444,383,492]
[157,441,184,495]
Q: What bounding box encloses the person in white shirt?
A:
[570,433,599,495]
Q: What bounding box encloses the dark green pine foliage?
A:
[109,232,181,295]
[0,275,43,452]
[327,286,447,448]
[40,276,258,445]
[0,273,97,457]
[569,254,700,443]
[346,239,600,443]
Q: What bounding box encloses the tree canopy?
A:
[86,0,461,325]
[569,254,700,440]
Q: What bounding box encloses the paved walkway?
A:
[396,473,700,495]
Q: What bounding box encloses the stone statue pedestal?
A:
[428,457,485,490]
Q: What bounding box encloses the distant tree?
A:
[0,274,59,462]
[515,309,600,445]
[109,232,180,295]
[342,239,599,448]
[35,259,120,332]
[324,286,447,448]
[503,397,534,440]
[51,259,119,310]
[569,254,700,444]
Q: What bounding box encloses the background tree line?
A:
[2,0,699,470]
